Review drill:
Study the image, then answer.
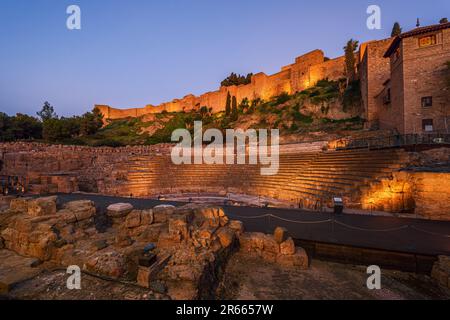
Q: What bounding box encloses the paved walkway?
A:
[55,193,450,256]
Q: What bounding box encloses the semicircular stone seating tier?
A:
[101,149,408,209]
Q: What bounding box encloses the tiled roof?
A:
[384,22,450,57]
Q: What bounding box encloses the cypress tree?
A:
[391,22,402,37]
[225,92,231,116]
[231,96,238,120]
[344,39,359,84]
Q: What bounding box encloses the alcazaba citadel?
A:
[98,22,450,135]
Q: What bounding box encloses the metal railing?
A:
[337,133,450,150]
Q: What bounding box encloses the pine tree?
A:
[37,102,57,122]
[391,22,402,37]
[225,92,231,116]
[440,18,449,24]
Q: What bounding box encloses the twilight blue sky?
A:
[0,0,449,117]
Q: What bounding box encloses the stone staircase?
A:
[100,149,409,209]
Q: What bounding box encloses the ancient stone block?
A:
[9,198,32,212]
[273,227,288,244]
[157,233,182,249]
[261,250,277,263]
[277,247,309,269]
[84,250,128,279]
[280,237,296,255]
[239,232,265,252]
[27,196,57,217]
[126,210,142,228]
[168,216,189,239]
[137,266,152,288]
[228,220,244,235]
[216,227,235,248]
[140,209,154,225]
[63,200,96,222]
[10,197,32,213]
[137,254,171,288]
[58,209,77,223]
[107,203,133,218]
[196,206,223,227]
[153,205,175,223]
[263,234,280,254]
[219,215,229,227]
[139,224,164,242]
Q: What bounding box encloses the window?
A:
[421,96,433,108]
[418,34,437,47]
[422,119,434,132]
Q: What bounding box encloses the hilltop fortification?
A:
[96,50,346,121]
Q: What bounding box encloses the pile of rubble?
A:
[0,195,310,300]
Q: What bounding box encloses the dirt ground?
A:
[4,270,162,300]
[2,249,450,300]
[216,252,450,300]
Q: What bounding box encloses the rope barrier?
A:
[410,226,450,238]
[268,214,333,225]
[230,213,450,237]
[333,220,409,233]
[232,213,332,224]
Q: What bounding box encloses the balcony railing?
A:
[336,133,450,150]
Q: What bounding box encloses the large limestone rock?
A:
[9,197,32,212]
[84,250,130,279]
[153,205,175,223]
[125,210,142,228]
[216,227,235,248]
[228,220,244,235]
[27,196,57,217]
[273,227,288,244]
[238,231,308,269]
[276,247,309,269]
[59,200,96,223]
[1,218,59,261]
[280,237,296,255]
[195,206,225,228]
[107,203,133,218]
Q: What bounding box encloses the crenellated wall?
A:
[97,49,347,122]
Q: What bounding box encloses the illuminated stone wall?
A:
[361,170,450,221]
[96,49,347,122]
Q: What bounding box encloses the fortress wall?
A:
[96,44,374,121]
[309,56,346,86]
